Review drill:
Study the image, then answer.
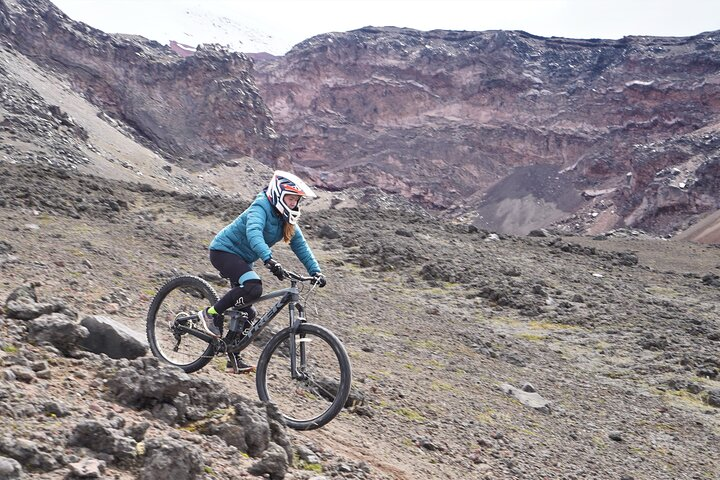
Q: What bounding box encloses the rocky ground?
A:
[1,161,719,480]
[1,7,719,477]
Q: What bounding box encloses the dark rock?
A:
[140,437,204,480]
[416,437,443,451]
[124,422,151,442]
[295,445,320,464]
[151,403,179,424]
[9,365,34,383]
[5,284,37,304]
[318,224,341,239]
[229,400,271,457]
[5,296,53,320]
[638,334,668,351]
[0,436,58,471]
[616,252,639,266]
[44,400,71,417]
[199,398,291,461]
[707,390,720,408]
[0,455,22,479]
[105,362,230,424]
[26,313,89,355]
[4,285,76,321]
[0,241,13,255]
[68,421,137,461]
[527,229,550,237]
[198,271,224,284]
[247,443,289,480]
[79,315,148,359]
[520,383,537,393]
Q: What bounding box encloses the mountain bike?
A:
[145,270,352,430]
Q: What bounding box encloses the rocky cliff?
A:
[0,0,287,167]
[254,27,720,236]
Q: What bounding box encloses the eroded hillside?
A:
[1,163,719,479]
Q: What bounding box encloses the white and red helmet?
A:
[266,170,316,224]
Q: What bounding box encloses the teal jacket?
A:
[209,192,321,275]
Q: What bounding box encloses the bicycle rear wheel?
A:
[256,323,352,430]
[146,275,218,373]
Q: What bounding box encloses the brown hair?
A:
[282,222,295,243]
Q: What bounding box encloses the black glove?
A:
[312,273,327,288]
[264,258,285,280]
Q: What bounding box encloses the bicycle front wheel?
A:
[256,323,352,430]
[146,275,218,373]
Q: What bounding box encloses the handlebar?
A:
[284,270,317,282]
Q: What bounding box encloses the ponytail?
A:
[283,222,295,243]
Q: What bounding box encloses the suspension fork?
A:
[288,288,308,380]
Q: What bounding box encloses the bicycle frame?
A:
[174,277,308,378]
[239,281,307,379]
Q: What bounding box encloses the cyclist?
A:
[197,170,326,372]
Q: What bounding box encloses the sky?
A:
[51,0,720,55]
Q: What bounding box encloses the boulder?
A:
[68,457,106,478]
[80,315,148,359]
[105,360,231,425]
[707,389,720,408]
[0,455,22,479]
[500,383,552,413]
[247,443,290,480]
[5,284,77,320]
[26,313,88,355]
[68,421,137,462]
[140,437,204,480]
[0,436,58,471]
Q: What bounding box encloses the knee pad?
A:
[243,279,263,302]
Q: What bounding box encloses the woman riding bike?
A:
[197,170,326,371]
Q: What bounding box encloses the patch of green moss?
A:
[301,463,322,473]
[527,320,578,331]
[430,380,455,392]
[394,407,426,422]
[205,408,232,419]
[474,410,496,425]
[517,333,547,341]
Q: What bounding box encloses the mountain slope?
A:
[0,1,719,479]
[1,161,719,479]
[2,0,286,168]
[254,27,720,238]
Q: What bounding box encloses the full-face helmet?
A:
[266,170,316,224]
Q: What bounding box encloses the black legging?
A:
[209,250,263,316]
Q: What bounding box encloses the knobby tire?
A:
[146,275,218,373]
[256,323,352,430]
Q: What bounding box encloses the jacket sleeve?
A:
[290,226,321,275]
[246,204,272,262]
